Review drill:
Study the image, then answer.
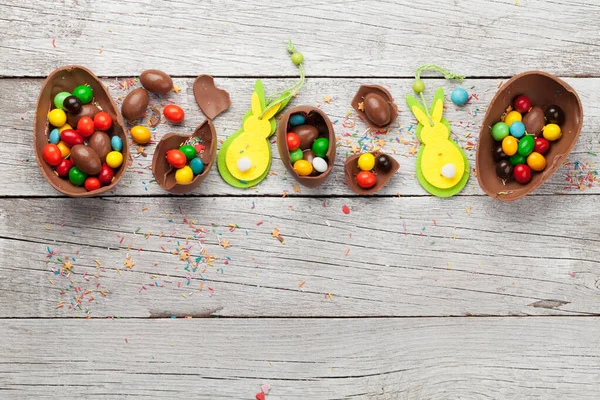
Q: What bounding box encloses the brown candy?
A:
[151,120,217,193]
[291,124,319,150]
[193,75,231,120]
[344,152,399,194]
[140,69,173,94]
[34,65,129,197]
[522,106,545,136]
[277,106,336,188]
[351,85,398,130]
[121,88,149,121]
[70,144,102,175]
[67,103,100,127]
[88,131,111,162]
[476,71,583,202]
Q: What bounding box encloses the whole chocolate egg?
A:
[291,124,319,150]
[121,88,149,121]
[70,144,102,175]
[364,93,391,127]
[88,131,112,162]
[522,106,545,136]
[140,69,173,94]
[67,104,101,127]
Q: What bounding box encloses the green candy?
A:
[72,85,93,104]
[179,145,197,160]
[289,148,303,164]
[312,138,329,158]
[518,135,535,156]
[491,122,509,141]
[509,154,526,166]
[69,167,87,186]
[53,92,71,110]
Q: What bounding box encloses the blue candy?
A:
[509,121,526,138]
[48,128,60,144]
[111,136,123,151]
[289,113,305,126]
[451,88,469,106]
[189,157,205,175]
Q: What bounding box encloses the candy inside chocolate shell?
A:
[351,84,398,130]
[344,152,399,194]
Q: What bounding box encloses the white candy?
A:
[441,163,456,179]
[237,157,252,172]
[312,157,328,173]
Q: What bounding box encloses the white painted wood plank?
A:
[2,77,599,197]
[1,317,599,399]
[2,196,599,318]
[2,0,600,77]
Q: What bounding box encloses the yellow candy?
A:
[175,165,194,184]
[130,125,151,144]
[293,160,313,176]
[504,110,522,128]
[358,153,375,171]
[501,136,518,156]
[527,152,546,171]
[543,123,562,141]
[48,109,67,127]
[58,124,73,133]
[106,151,123,168]
[56,141,70,158]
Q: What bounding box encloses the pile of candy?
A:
[491,95,564,184]
[355,153,393,189]
[286,113,330,177]
[165,137,206,184]
[43,86,124,191]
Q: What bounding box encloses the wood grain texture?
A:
[1,317,599,399]
[2,77,599,197]
[2,196,599,318]
[2,0,600,77]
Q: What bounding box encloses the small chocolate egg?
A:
[496,160,513,180]
[140,69,173,94]
[121,88,150,121]
[88,131,112,162]
[363,93,391,127]
[493,144,508,161]
[522,106,545,136]
[545,105,565,126]
[376,154,393,172]
[303,149,316,164]
[291,124,319,150]
[70,144,102,175]
[67,104,101,127]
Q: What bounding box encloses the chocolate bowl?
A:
[152,119,217,193]
[476,71,583,201]
[344,152,399,194]
[34,65,129,197]
[277,106,336,188]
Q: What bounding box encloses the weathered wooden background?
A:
[1,0,600,398]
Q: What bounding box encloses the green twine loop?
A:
[414,64,464,124]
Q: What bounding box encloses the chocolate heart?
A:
[193,75,231,120]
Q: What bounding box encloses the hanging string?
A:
[414,64,464,124]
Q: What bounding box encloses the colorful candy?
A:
[48,128,60,144]
[48,109,67,127]
[545,105,565,125]
[376,154,392,171]
[69,167,87,186]
[179,145,197,160]
[76,116,95,137]
[289,113,305,126]
[312,157,328,173]
[72,85,93,104]
[501,136,518,156]
[493,144,508,161]
[56,141,71,158]
[312,138,329,158]
[130,125,151,144]
[43,144,62,166]
[517,135,535,156]
[514,164,532,184]
[175,165,194,184]
[356,171,376,189]
[293,160,313,176]
[534,137,549,155]
[58,124,73,134]
[504,111,522,128]
[163,104,185,123]
[289,148,303,164]
[358,153,376,171]
[495,160,513,180]
[509,121,526,138]
[286,132,301,151]
[63,95,82,114]
[111,136,123,151]
[54,92,71,110]
[166,149,187,169]
[509,154,526,166]
[450,88,469,106]
[60,129,84,147]
[513,95,531,113]
[189,158,205,175]
[106,151,124,168]
[543,124,562,141]
[98,163,114,184]
[527,152,546,171]
[94,112,113,131]
[55,159,73,177]
[84,177,101,191]
[491,122,509,141]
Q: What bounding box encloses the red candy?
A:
[163,105,185,123]
[534,137,549,155]
[84,177,101,191]
[43,143,62,166]
[55,159,73,177]
[514,95,531,113]
[60,129,84,147]
[98,163,115,185]
[94,112,113,131]
[514,164,532,184]
[286,132,300,151]
[356,171,377,189]
[77,116,95,137]
[166,149,187,168]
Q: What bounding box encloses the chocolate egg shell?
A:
[34,65,129,197]
[151,119,217,193]
[70,144,102,175]
[140,69,173,94]
[522,106,545,136]
[121,88,149,121]
[67,103,100,127]
[277,106,336,188]
[193,75,231,120]
[476,71,583,201]
[88,131,112,162]
[291,124,319,150]
[344,152,399,194]
[351,84,398,130]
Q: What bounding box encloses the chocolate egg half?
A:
[140,69,173,94]
[344,152,399,194]
[121,88,149,121]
